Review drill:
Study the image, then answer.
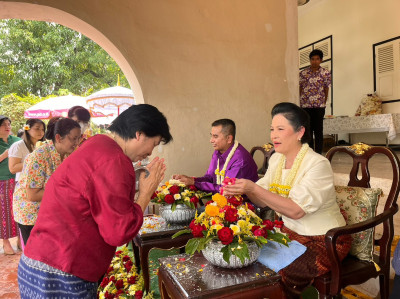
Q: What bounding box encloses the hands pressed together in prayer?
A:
[136,157,166,211]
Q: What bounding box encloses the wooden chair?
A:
[250,143,275,178]
[313,143,400,299]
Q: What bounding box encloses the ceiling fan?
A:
[298,0,310,5]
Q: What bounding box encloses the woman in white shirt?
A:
[224,102,351,298]
[9,119,46,182]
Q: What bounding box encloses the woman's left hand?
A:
[222,179,254,196]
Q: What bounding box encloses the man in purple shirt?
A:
[173,119,258,194]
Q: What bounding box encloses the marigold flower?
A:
[205,204,219,216]
[212,193,228,208]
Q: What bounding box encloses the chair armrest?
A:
[323,204,398,295]
[322,205,397,295]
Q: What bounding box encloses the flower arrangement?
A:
[173,190,290,264]
[151,180,212,211]
[98,246,153,299]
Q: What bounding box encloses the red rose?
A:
[262,219,274,230]
[100,277,109,288]
[116,290,125,297]
[105,291,114,299]
[115,279,124,289]
[274,220,284,228]
[169,185,180,195]
[247,203,255,211]
[123,255,130,262]
[106,266,114,274]
[115,250,122,255]
[109,276,116,283]
[190,196,199,206]
[189,219,196,230]
[251,225,260,234]
[124,260,133,272]
[189,185,197,191]
[135,290,144,299]
[205,200,213,206]
[164,194,175,204]
[227,196,242,207]
[217,227,234,245]
[225,207,239,223]
[127,275,137,284]
[254,228,267,237]
[151,192,158,199]
[191,223,206,238]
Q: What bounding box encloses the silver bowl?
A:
[202,240,260,269]
[159,204,195,224]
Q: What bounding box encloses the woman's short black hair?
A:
[68,106,91,122]
[271,102,311,144]
[45,117,81,143]
[109,104,172,144]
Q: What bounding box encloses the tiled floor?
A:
[0,237,21,299]
[1,148,399,299]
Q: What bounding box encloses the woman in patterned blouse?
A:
[12,117,81,246]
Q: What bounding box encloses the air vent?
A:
[377,45,394,73]
[300,49,311,66]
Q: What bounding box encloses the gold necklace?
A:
[269,143,309,197]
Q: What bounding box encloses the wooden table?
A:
[132,216,192,292]
[158,253,283,299]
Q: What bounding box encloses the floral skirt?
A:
[18,254,98,299]
[279,226,352,298]
[0,178,18,239]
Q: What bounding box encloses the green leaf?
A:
[221,245,232,264]
[185,238,201,255]
[268,232,290,246]
[171,229,191,239]
[232,242,250,264]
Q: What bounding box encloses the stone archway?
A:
[0,1,144,103]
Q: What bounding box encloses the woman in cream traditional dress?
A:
[224,102,351,298]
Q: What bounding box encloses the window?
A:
[299,35,333,114]
[373,36,400,102]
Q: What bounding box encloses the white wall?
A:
[299,0,400,144]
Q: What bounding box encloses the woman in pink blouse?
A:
[18,104,172,299]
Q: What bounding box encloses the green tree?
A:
[0,93,42,134]
[0,19,129,98]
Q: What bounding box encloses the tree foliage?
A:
[0,19,129,99]
[0,93,43,134]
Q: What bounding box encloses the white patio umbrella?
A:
[24,95,88,119]
[86,85,135,125]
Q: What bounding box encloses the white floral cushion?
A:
[335,186,382,261]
